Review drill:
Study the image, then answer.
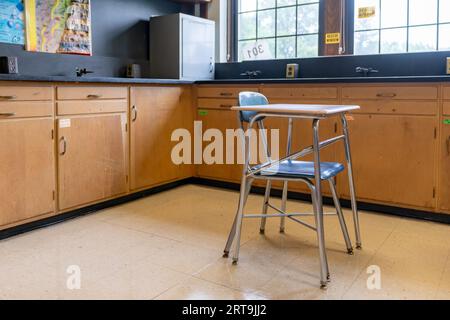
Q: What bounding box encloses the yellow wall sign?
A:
[358,6,376,19]
[325,33,341,45]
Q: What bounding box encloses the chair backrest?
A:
[238,92,268,123]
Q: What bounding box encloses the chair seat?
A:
[255,160,345,180]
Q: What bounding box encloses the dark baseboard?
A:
[1,176,448,241]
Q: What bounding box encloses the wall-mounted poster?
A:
[24,0,91,55]
[0,0,25,45]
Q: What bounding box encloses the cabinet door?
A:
[130,86,193,190]
[58,114,128,210]
[439,123,450,212]
[196,108,242,182]
[0,119,55,226]
[338,114,437,209]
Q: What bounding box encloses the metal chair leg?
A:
[223,178,253,258]
[312,119,329,289]
[231,177,253,264]
[328,178,353,255]
[259,180,272,234]
[279,181,288,233]
[342,115,362,249]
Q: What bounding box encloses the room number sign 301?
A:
[241,41,272,61]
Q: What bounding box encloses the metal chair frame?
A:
[222,93,362,289]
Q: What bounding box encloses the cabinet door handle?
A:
[0,112,15,117]
[219,104,232,109]
[447,136,450,156]
[0,95,16,100]
[219,92,233,97]
[87,94,102,99]
[131,105,138,122]
[59,137,67,156]
[376,92,397,98]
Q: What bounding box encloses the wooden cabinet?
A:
[338,114,437,209]
[57,114,128,210]
[130,86,193,191]
[439,123,450,212]
[0,117,55,227]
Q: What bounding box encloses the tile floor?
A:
[0,185,449,300]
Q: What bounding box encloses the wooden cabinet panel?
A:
[443,86,450,100]
[342,99,438,115]
[0,118,55,226]
[197,86,259,98]
[0,101,53,118]
[57,100,127,115]
[57,86,127,100]
[130,86,193,190]
[261,85,338,99]
[197,98,238,110]
[342,85,438,100]
[439,123,450,212]
[443,102,450,116]
[338,114,437,209]
[57,114,128,210]
[0,85,53,101]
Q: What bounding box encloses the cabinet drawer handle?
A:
[131,105,138,122]
[219,104,232,109]
[447,136,450,156]
[87,94,102,99]
[59,137,67,156]
[219,92,233,97]
[376,93,397,98]
[0,112,15,117]
[0,95,16,100]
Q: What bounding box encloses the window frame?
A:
[231,0,325,62]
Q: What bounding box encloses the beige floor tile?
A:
[156,276,266,300]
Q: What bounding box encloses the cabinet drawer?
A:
[57,86,128,100]
[197,98,238,110]
[342,100,438,115]
[261,86,338,99]
[0,86,53,101]
[443,86,450,100]
[197,86,259,98]
[57,100,127,115]
[444,102,450,116]
[0,101,53,118]
[342,86,438,100]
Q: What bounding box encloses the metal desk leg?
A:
[341,115,362,249]
[280,181,288,233]
[260,180,272,234]
[312,119,329,289]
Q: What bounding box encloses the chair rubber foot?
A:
[222,251,229,258]
[347,248,354,255]
[356,244,362,250]
[232,259,238,265]
[279,229,285,234]
[320,282,328,290]
[327,273,331,282]
[259,229,265,235]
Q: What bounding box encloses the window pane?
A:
[258,9,276,38]
[380,28,407,53]
[238,40,254,61]
[277,0,296,7]
[354,30,379,55]
[297,34,318,58]
[277,36,296,58]
[409,25,437,52]
[239,0,257,12]
[297,3,319,34]
[239,12,256,40]
[354,0,380,31]
[440,0,450,23]
[439,24,450,50]
[298,0,319,4]
[277,7,297,36]
[409,0,437,26]
[258,0,275,10]
[380,0,407,28]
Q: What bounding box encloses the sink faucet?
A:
[240,70,262,79]
[355,66,379,77]
[76,68,94,77]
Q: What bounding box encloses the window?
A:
[354,0,450,55]
[236,0,321,61]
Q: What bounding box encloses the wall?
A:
[0,0,187,78]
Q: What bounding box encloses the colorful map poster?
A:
[25,0,91,55]
[0,0,25,45]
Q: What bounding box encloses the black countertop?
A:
[1,74,450,84]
